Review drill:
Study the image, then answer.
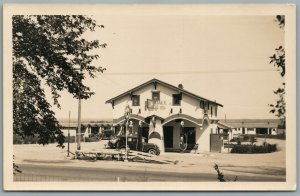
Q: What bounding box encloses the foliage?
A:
[250,136,257,145]
[275,15,285,28]
[269,15,285,129]
[231,144,277,154]
[254,133,286,140]
[84,137,100,142]
[269,84,286,129]
[269,46,285,77]
[13,135,39,144]
[214,164,238,182]
[13,15,106,147]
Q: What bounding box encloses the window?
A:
[132,95,140,106]
[204,101,209,110]
[173,94,181,105]
[152,92,160,102]
[200,100,204,109]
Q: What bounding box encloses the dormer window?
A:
[173,94,181,106]
[132,95,140,106]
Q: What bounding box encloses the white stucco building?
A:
[106,78,223,153]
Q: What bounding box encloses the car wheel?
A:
[148,149,157,155]
[120,146,130,152]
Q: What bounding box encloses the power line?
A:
[102,69,278,75]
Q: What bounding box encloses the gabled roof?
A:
[105,78,223,107]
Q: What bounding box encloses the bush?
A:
[66,136,76,143]
[13,135,39,144]
[13,135,24,144]
[243,135,250,141]
[255,134,285,140]
[84,137,100,142]
[230,136,253,144]
[231,143,277,154]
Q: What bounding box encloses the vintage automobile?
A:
[101,129,115,140]
[107,136,160,155]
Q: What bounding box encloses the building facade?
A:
[217,119,282,141]
[59,120,112,138]
[106,79,223,153]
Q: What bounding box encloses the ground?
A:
[13,138,286,182]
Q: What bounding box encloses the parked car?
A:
[107,136,160,155]
[101,129,115,140]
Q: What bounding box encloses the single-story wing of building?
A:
[59,119,112,138]
[217,119,284,141]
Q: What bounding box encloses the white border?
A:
[3,4,296,191]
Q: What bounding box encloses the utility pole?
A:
[67,111,71,157]
[124,105,131,162]
[77,68,82,151]
[77,96,81,150]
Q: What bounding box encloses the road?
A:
[14,164,285,182]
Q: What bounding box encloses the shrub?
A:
[231,144,277,154]
[84,137,100,142]
[13,135,23,144]
[65,136,76,143]
[243,135,250,141]
[250,136,257,145]
[13,135,39,144]
[255,134,285,140]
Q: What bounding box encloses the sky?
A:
[49,13,284,120]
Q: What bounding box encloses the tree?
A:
[13,15,106,147]
[269,15,285,129]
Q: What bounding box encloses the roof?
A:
[105,78,223,107]
[219,119,280,128]
[217,121,234,129]
[58,119,113,128]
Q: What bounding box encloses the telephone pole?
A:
[67,111,71,156]
[77,96,81,150]
[77,68,82,151]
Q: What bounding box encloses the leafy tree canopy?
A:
[269,15,285,129]
[13,15,106,147]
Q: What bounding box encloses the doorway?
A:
[163,126,173,148]
[183,127,196,150]
[140,127,149,143]
[256,128,268,135]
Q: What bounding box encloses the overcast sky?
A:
[49,13,284,120]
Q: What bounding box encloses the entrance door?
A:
[256,128,268,135]
[140,127,149,143]
[184,127,196,145]
[242,127,245,134]
[163,126,173,148]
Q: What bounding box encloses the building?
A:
[106,78,223,153]
[217,119,282,141]
[59,119,112,138]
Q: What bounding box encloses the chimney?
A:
[178,84,184,89]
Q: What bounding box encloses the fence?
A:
[14,173,104,182]
[13,173,147,182]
